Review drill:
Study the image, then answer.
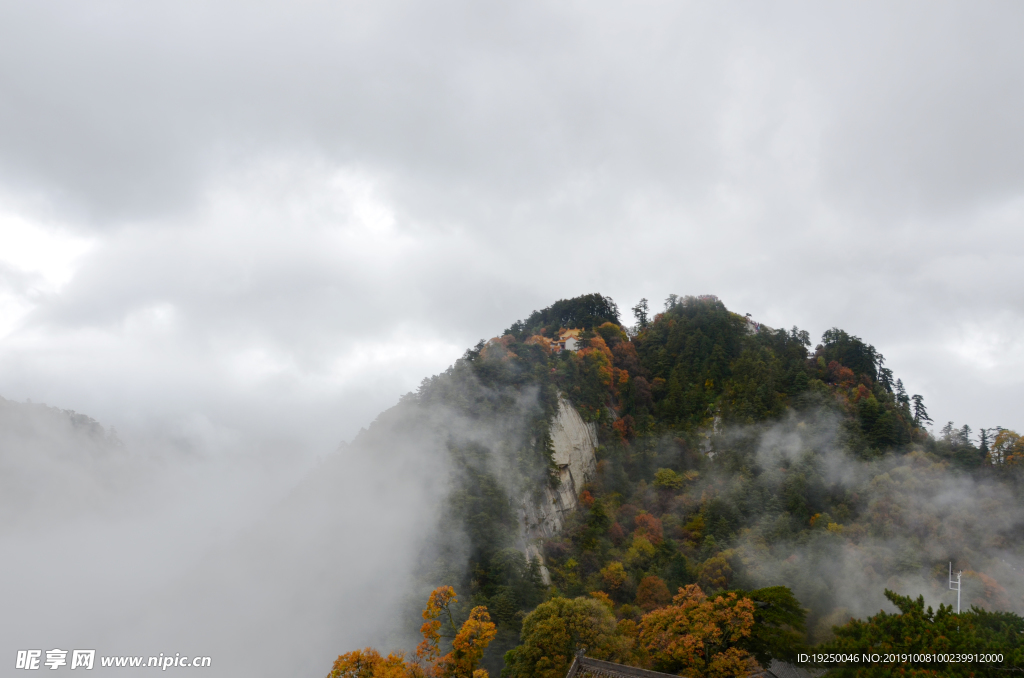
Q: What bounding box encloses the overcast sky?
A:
[3,2,1024,675]
[1,0,1022,453]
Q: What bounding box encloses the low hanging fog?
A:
[1,367,553,676]
[707,409,1024,636]
[0,396,452,676]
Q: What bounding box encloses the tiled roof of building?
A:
[749,659,826,678]
[565,654,824,678]
[564,654,682,678]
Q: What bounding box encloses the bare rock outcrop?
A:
[518,395,598,583]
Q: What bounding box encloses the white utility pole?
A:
[949,562,962,614]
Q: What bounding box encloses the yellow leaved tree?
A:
[328,587,496,678]
[637,584,757,678]
[989,429,1024,466]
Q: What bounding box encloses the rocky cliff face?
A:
[518,395,598,583]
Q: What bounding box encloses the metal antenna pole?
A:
[949,562,962,614]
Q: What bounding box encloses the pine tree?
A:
[911,394,932,426]
[632,298,650,329]
[895,379,909,408]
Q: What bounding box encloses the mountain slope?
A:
[362,293,1023,674]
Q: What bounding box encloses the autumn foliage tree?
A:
[635,576,671,612]
[988,429,1024,466]
[600,561,628,594]
[419,587,497,678]
[327,649,425,678]
[329,587,496,678]
[633,513,663,545]
[636,584,757,678]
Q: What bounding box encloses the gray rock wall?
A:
[517,395,597,583]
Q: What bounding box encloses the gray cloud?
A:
[1,0,1023,674]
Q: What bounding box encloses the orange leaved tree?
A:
[327,648,424,678]
[989,429,1024,466]
[637,584,756,678]
[418,586,496,678]
[328,586,496,678]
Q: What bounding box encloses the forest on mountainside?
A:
[328,294,1024,678]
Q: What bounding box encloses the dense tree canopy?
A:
[506,294,621,339]
[815,590,1024,677]
[501,596,630,678]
